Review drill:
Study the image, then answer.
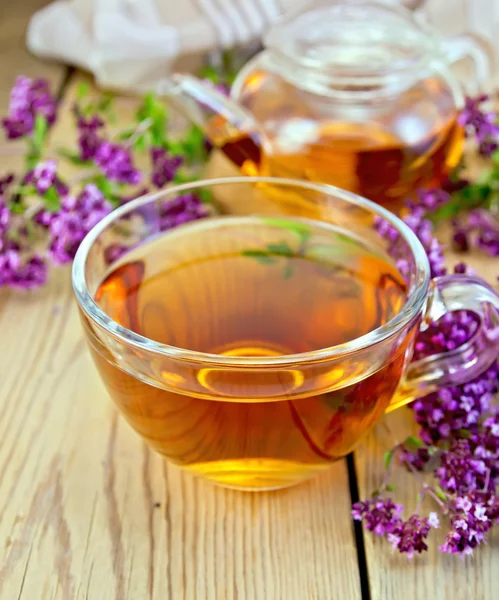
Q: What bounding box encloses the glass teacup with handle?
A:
[73,177,499,490]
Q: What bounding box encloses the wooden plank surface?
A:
[1,3,498,599]
[355,244,499,600]
[0,279,360,600]
[0,1,64,106]
[0,28,362,600]
[355,410,499,600]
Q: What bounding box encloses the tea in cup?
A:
[73,178,499,489]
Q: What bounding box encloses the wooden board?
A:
[355,409,499,600]
[0,74,361,600]
[354,237,498,600]
[0,3,498,598]
[0,1,65,106]
[0,283,360,599]
[355,243,498,600]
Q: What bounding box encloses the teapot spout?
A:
[156,74,262,174]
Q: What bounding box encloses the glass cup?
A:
[72,177,499,490]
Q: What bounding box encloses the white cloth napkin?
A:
[26,0,497,91]
[26,0,310,90]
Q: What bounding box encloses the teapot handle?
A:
[442,33,494,95]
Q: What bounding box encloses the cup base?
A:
[182,458,332,491]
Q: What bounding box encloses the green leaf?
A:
[385,483,397,492]
[172,170,196,185]
[434,485,447,501]
[16,184,37,197]
[403,435,426,450]
[90,174,117,197]
[141,92,156,115]
[32,114,48,150]
[181,125,207,164]
[24,219,36,239]
[431,183,491,223]
[136,92,168,147]
[306,243,341,264]
[166,139,185,156]
[133,134,147,153]
[222,50,237,82]
[57,147,92,166]
[82,103,95,117]
[241,249,277,265]
[108,194,123,209]
[76,81,90,100]
[198,65,219,83]
[261,217,311,242]
[97,93,114,113]
[116,129,135,141]
[335,231,361,247]
[197,188,213,204]
[43,186,61,212]
[383,448,395,471]
[266,241,294,257]
[9,202,25,215]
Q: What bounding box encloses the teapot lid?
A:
[265,1,439,81]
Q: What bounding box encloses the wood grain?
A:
[355,247,499,600]
[0,69,362,600]
[1,4,498,598]
[0,1,64,106]
[0,270,361,600]
[355,409,499,600]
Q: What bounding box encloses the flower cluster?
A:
[151,147,183,189]
[0,75,213,289]
[49,184,113,264]
[2,76,57,140]
[375,188,449,279]
[352,497,403,536]
[24,159,68,196]
[412,309,480,361]
[408,362,499,447]
[453,209,499,257]
[0,249,47,290]
[0,194,47,290]
[356,296,499,558]
[440,492,499,555]
[459,95,499,157]
[360,235,499,557]
[94,141,142,185]
[76,115,105,161]
[352,497,439,558]
[358,96,499,558]
[159,193,209,231]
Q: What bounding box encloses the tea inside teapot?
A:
[160,1,491,211]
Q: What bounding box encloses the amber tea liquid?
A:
[210,74,464,211]
[91,217,410,489]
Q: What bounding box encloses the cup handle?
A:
[442,33,494,95]
[388,275,499,412]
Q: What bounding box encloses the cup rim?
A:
[72,176,430,366]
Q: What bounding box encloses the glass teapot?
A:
[158,1,492,210]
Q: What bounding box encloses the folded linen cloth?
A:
[26,0,496,91]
